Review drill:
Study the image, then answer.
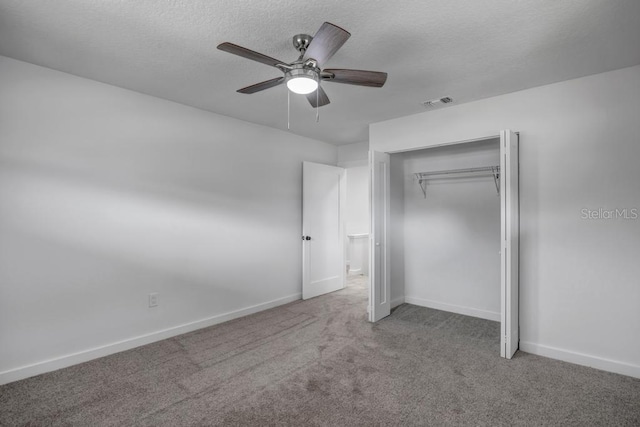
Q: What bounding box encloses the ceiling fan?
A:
[217,22,388,108]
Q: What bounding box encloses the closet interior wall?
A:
[398,138,501,321]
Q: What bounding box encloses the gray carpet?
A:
[1,276,639,426]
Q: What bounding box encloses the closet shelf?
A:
[415,165,500,198]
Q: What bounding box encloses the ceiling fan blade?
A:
[303,22,350,67]
[323,69,388,87]
[237,77,285,94]
[217,42,287,69]
[306,86,330,108]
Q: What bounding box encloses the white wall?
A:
[370,65,640,378]
[0,56,337,384]
[401,139,501,321]
[337,141,368,168]
[344,166,369,237]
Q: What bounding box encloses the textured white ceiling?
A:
[1,0,639,145]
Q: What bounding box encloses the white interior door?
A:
[369,151,391,322]
[500,130,519,358]
[302,162,345,300]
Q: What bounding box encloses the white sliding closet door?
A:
[369,151,390,322]
[500,130,519,358]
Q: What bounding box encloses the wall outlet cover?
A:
[148,293,159,308]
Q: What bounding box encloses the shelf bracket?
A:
[416,175,428,198]
[492,166,500,196]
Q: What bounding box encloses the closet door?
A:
[369,151,391,322]
[500,130,519,358]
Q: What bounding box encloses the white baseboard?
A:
[404,296,500,322]
[519,341,640,379]
[391,296,405,309]
[0,293,301,385]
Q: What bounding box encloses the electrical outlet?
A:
[148,292,158,308]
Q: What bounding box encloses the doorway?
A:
[301,160,371,305]
[370,130,520,359]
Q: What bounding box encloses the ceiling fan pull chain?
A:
[287,87,290,130]
[316,74,320,123]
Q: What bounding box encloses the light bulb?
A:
[287,76,318,95]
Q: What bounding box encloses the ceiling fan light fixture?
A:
[286,68,318,94]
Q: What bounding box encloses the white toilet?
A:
[347,233,369,276]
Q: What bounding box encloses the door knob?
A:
[302,236,311,241]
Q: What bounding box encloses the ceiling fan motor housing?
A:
[287,66,319,81]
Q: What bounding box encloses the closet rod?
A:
[415,165,500,198]
[416,166,499,177]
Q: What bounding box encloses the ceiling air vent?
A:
[422,96,453,108]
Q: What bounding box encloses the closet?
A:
[395,138,501,322]
[370,131,519,358]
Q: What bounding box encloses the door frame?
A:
[500,130,519,358]
[369,131,520,359]
[369,151,391,322]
